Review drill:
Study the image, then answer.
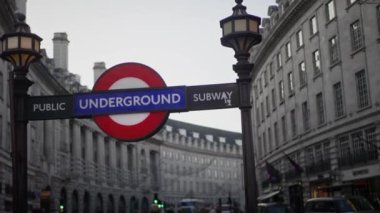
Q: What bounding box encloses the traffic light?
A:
[153,193,159,205]
[158,201,165,209]
[59,204,64,213]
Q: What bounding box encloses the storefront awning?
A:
[258,190,281,201]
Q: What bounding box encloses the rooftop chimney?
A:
[93,62,106,83]
[53,32,69,70]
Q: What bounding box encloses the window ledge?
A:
[346,1,358,10]
[351,47,365,57]
[329,60,341,69]
[302,129,312,135]
[313,72,323,80]
[296,44,304,52]
[357,104,372,113]
[334,114,347,122]
[325,17,337,27]
[299,83,307,90]
[309,32,319,40]
[317,123,327,129]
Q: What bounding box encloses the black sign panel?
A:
[25,83,240,120]
[187,83,239,111]
[26,95,74,120]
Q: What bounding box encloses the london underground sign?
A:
[26,62,241,141]
[91,63,175,141]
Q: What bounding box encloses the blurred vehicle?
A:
[305,196,380,213]
[258,202,293,213]
[177,198,208,213]
[221,204,233,213]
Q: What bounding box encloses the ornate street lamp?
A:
[0,13,42,213]
[220,1,262,213]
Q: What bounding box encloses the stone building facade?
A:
[251,0,380,212]
[0,1,243,212]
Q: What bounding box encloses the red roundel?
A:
[93,63,169,141]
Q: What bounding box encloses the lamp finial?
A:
[14,12,30,33]
[232,0,247,16]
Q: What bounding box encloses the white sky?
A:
[27,0,276,133]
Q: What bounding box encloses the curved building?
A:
[0,1,244,212]
[251,0,380,211]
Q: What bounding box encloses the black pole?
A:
[12,69,33,213]
[234,62,258,213]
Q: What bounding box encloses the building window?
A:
[302,101,310,131]
[256,105,261,126]
[296,30,304,48]
[351,20,364,51]
[266,96,270,116]
[274,122,279,148]
[279,81,285,103]
[333,82,345,118]
[288,72,294,95]
[258,136,262,158]
[339,135,350,164]
[316,93,325,125]
[0,115,2,147]
[269,62,274,78]
[268,127,272,153]
[329,36,340,64]
[271,88,276,110]
[258,77,263,93]
[312,49,321,75]
[290,109,297,137]
[281,116,287,142]
[264,70,268,86]
[377,6,380,34]
[254,85,258,99]
[285,42,292,59]
[299,61,307,87]
[263,132,267,155]
[310,16,318,35]
[277,52,282,69]
[326,0,336,22]
[365,128,378,160]
[261,102,265,122]
[355,70,370,109]
[305,147,314,168]
[0,72,3,99]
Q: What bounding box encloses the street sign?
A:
[74,86,186,116]
[187,83,238,111]
[26,83,239,120]
[25,62,242,142]
[92,63,171,141]
[26,95,73,120]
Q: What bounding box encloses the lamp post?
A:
[220,1,262,213]
[0,13,42,213]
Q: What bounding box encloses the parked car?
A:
[305,196,380,213]
[258,203,293,213]
[220,204,233,213]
